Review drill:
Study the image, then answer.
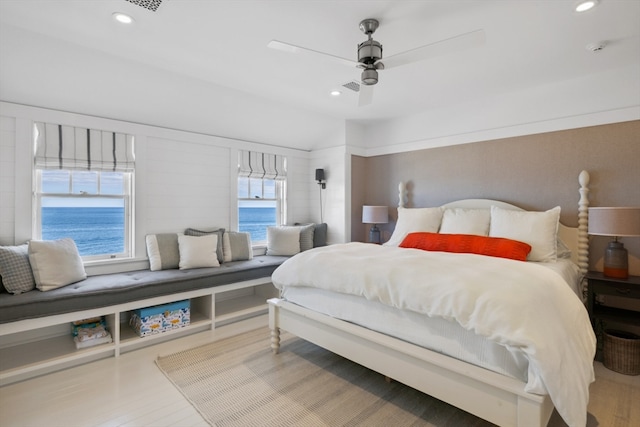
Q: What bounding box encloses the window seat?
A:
[0,255,288,385]
[0,255,288,324]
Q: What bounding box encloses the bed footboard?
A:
[268,298,554,427]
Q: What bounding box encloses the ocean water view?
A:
[42,207,125,256]
[42,206,275,256]
[238,207,276,242]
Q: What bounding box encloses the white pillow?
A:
[266,227,301,256]
[439,208,491,236]
[178,234,220,270]
[489,206,561,262]
[384,207,443,247]
[28,238,87,291]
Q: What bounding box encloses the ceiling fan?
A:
[268,19,485,106]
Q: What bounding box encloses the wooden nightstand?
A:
[586,271,640,360]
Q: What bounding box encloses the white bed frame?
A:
[268,170,590,427]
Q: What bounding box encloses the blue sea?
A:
[238,207,276,242]
[42,207,125,256]
[42,207,275,256]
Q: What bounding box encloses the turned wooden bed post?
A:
[577,170,590,298]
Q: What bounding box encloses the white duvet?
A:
[271,242,596,427]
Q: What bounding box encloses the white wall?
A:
[309,146,349,244]
[0,116,16,245]
[360,64,640,156]
[0,102,313,274]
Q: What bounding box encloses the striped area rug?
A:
[156,327,507,427]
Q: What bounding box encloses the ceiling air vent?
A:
[342,81,361,93]
[126,0,163,12]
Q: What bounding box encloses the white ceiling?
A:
[0,0,639,151]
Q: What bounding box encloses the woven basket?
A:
[603,330,640,375]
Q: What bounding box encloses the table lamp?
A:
[362,205,388,244]
[588,207,640,279]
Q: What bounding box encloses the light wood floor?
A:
[1,315,638,427]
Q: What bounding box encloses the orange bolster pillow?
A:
[399,232,532,261]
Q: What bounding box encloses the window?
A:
[33,123,134,260]
[237,151,286,244]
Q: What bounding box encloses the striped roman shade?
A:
[238,150,286,180]
[34,122,135,172]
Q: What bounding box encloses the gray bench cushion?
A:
[0,255,288,324]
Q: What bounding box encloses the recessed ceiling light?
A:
[575,0,598,12]
[330,90,341,97]
[112,12,134,24]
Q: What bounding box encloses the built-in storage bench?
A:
[0,256,286,385]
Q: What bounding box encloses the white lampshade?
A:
[588,207,640,237]
[362,206,388,224]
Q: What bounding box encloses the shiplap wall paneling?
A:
[0,116,16,245]
[143,137,231,233]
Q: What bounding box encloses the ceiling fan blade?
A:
[268,40,358,68]
[358,84,374,107]
[381,29,485,70]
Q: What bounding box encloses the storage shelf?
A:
[119,311,212,347]
[593,306,640,327]
[0,333,114,376]
[216,295,269,325]
[0,278,275,386]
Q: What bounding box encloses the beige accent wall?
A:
[352,120,640,275]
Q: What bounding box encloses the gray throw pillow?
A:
[313,223,328,247]
[0,243,36,294]
[294,223,327,247]
[184,228,225,263]
[223,231,253,261]
[146,233,180,271]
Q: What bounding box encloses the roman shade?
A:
[34,122,135,172]
[238,150,286,180]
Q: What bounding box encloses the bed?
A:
[268,170,595,427]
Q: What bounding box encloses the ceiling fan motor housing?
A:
[358,39,382,64]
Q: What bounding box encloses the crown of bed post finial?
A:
[577,170,590,299]
[398,182,406,208]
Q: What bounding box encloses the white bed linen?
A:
[282,286,531,381]
[271,242,596,427]
[281,258,581,384]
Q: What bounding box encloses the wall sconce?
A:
[315,168,326,189]
[363,205,388,244]
[588,207,640,279]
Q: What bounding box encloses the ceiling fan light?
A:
[575,0,598,12]
[361,68,378,85]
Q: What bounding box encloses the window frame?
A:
[237,176,286,246]
[33,169,134,261]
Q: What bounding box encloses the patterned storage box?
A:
[130,300,190,337]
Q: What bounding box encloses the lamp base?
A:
[603,241,629,279]
[369,225,381,244]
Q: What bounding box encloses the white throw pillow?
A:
[439,208,491,236]
[489,206,561,262]
[178,234,220,270]
[384,207,444,247]
[28,238,87,291]
[266,227,301,256]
